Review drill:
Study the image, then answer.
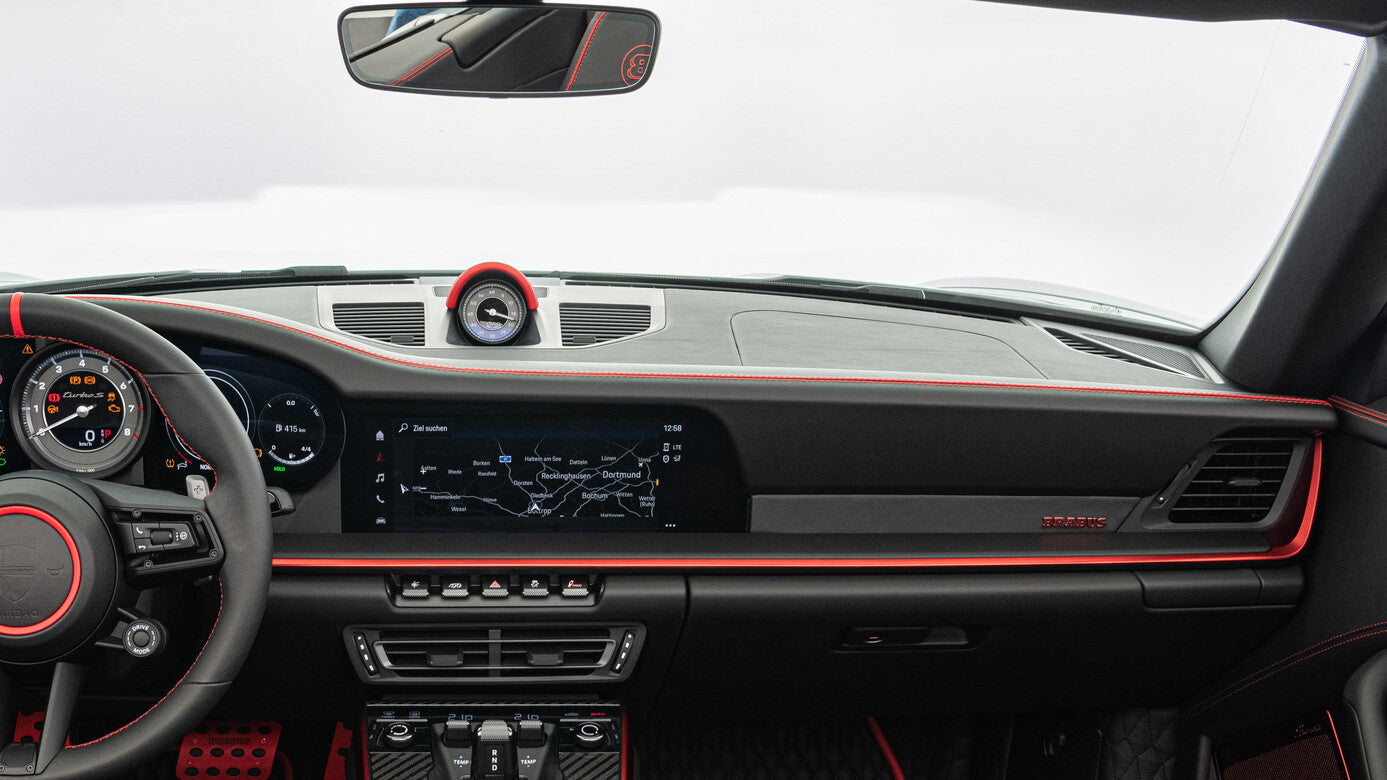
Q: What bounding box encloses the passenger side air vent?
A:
[332,301,426,346]
[352,625,643,682]
[1043,327,1208,379]
[1168,440,1296,523]
[559,303,652,346]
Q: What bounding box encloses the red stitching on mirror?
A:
[391,47,452,87]
[565,11,606,91]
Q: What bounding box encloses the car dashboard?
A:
[0,270,1336,777]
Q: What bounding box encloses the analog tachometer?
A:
[13,347,149,477]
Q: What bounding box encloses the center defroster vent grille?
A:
[332,302,426,346]
[1168,440,1296,523]
[353,625,642,683]
[559,303,652,346]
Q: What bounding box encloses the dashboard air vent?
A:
[1168,440,1296,523]
[368,626,633,681]
[1043,327,1206,379]
[560,303,652,346]
[332,302,426,346]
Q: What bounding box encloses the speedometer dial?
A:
[458,280,528,345]
[12,347,149,477]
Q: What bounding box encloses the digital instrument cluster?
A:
[143,345,343,490]
[0,339,342,492]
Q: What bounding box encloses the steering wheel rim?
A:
[0,292,271,778]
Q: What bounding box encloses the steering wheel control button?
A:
[158,522,197,551]
[122,618,164,658]
[521,575,549,597]
[482,576,510,598]
[0,506,79,636]
[400,575,431,598]
[561,575,590,597]
[441,575,469,598]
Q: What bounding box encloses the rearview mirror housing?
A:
[338,3,659,97]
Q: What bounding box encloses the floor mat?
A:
[635,718,977,780]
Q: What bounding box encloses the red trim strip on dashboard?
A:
[443,262,540,310]
[9,292,23,338]
[72,295,1329,406]
[272,438,1322,571]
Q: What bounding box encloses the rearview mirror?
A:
[339,4,659,96]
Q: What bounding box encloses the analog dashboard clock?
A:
[446,262,539,346]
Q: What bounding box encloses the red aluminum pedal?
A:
[323,722,354,780]
[177,720,281,778]
[12,711,43,743]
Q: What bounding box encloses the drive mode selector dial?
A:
[14,347,149,478]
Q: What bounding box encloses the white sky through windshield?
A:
[0,0,1364,325]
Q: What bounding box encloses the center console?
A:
[363,700,624,780]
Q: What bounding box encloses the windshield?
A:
[0,0,1364,327]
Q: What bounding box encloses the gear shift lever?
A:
[429,718,560,780]
[473,721,517,779]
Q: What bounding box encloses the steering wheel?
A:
[0,293,271,779]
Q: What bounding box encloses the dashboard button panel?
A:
[386,573,600,608]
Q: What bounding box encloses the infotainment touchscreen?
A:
[341,406,745,533]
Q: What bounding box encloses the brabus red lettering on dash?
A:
[1041,516,1107,529]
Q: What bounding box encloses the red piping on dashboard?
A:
[867,717,905,780]
[444,262,540,310]
[9,292,23,338]
[272,437,1323,570]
